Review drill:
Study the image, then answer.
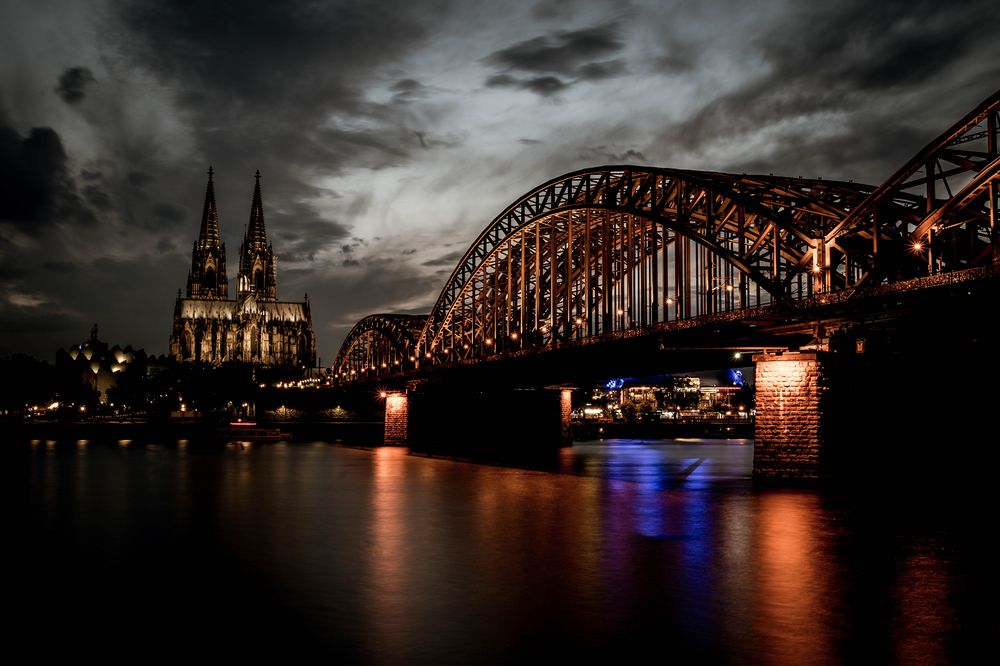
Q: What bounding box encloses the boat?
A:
[216,421,290,442]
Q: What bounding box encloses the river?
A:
[7,437,982,663]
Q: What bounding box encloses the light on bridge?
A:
[912,241,924,252]
[463,343,470,349]
[509,333,518,340]
[425,352,432,359]
[485,338,493,345]
[616,309,624,316]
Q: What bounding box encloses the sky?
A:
[1,0,998,363]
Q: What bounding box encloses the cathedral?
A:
[169,169,316,367]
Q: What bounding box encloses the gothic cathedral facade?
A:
[169,169,316,367]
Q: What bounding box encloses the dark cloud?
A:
[55,67,95,104]
[486,24,621,74]
[0,306,85,358]
[655,53,694,74]
[122,0,454,178]
[486,74,518,89]
[0,123,95,233]
[270,209,350,262]
[82,184,112,210]
[487,73,569,97]
[580,146,647,163]
[577,59,626,80]
[421,250,464,267]
[42,261,75,273]
[391,78,427,102]
[152,202,185,223]
[657,0,1000,182]
[127,170,154,188]
[483,23,626,96]
[522,76,568,96]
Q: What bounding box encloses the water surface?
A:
[8,437,981,663]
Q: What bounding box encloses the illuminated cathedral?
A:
[169,169,316,367]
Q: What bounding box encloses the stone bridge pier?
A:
[382,380,572,455]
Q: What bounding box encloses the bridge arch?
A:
[414,167,877,363]
[830,89,1000,290]
[333,314,428,380]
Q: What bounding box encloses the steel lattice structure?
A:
[333,314,426,380]
[334,90,1000,381]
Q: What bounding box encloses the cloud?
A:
[269,210,350,262]
[0,123,95,234]
[579,146,647,163]
[55,67,95,104]
[577,59,626,80]
[127,170,155,188]
[152,203,185,223]
[486,73,569,97]
[420,250,464,267]
[486,24,622,75]
[655,0,1000,182]
[82,184,111,210]
[483,22,627,96]
[391,78,427,103]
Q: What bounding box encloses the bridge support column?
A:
[383,391,409,445]
[404,382,571,455]
[752,352,831,480]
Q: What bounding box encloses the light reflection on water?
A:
[11,437,977,663]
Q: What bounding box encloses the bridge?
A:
[331,90,1000,480]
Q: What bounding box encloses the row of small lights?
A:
[336,303,696,379]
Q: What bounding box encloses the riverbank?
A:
[1,418,387,445]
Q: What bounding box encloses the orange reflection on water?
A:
[369,447,407,631]
[755,493,832,664]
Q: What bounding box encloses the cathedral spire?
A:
[238,170,277,300]
[198,166,221,247]
[246,169,267,248]
[185,166,228,299]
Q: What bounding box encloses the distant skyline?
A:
[2,0,998,361]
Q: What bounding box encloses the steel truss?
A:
[335,90,1000,379]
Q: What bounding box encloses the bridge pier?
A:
[752,352,832,480]
[382,381,572,454]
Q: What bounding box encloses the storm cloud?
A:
[55,67,95,104]
[0,0,997,361]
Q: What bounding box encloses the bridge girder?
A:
[412,168,888,363]
[332,313,427,381]
[334,90,1000,378]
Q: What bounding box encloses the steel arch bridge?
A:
[334,90,1000,381]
